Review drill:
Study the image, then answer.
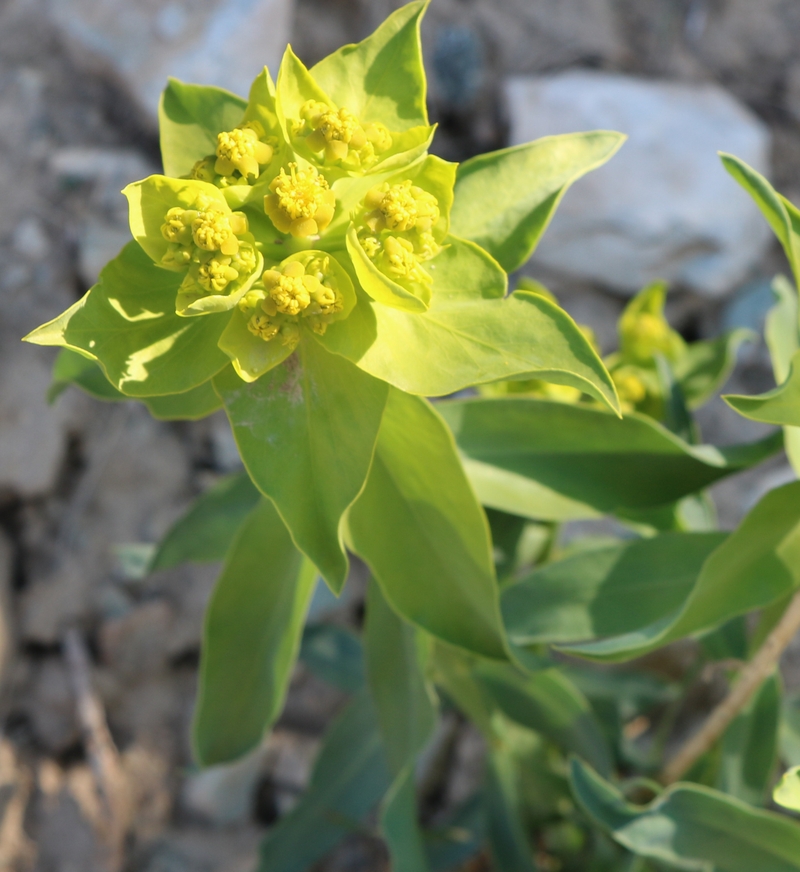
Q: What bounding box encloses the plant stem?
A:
[661,589,800,785]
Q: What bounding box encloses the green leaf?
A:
[440,397,782,521]
[310,1,429,131]
[502,533,725,648]
[381,768,432,872]
[570,757,800,872]
[299,624,365,692]
[725,349,800,426]
[476,662,612,776]
[158,78,247,178]
[718,673,780,806]
[50,346,226,420]
[24,242,231,397]
[257,692,392,872]
[365,579,437,775]
[560,482,800,662]
[450,132,626,272]
[193,499,316,765]
[150,472,260,571]
[484,749,537,872]
[673,329,754,410]
[347,389,507,659]
[214,338,388,592]
[721,153,800,287]
[320,289,619,410]
[774,766,800,813]
[764,276,800,474]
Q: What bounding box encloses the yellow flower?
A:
[215,126,274,180]
[264,163,336,237]
[297,99,392,169]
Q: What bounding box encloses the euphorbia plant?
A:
[26,3,800,871]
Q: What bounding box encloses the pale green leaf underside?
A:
[451,131,626,272]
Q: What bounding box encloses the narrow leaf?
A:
[348,389,507,660]
[150,472,260,571]
[725,348,800,426]
[193,499,316,765]
[571,757,800,872]
[257,692,392,872]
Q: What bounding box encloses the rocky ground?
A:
[0,0,799,870]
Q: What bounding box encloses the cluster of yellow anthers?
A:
[294,100,392,169]
[359,179,440,284]
[264,163,336,237]
[160,198,256,294]
[189,123,275,186]
[240,256,344,343]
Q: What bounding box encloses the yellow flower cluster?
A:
[358,179,441,284]
[294,100,392,169]
[189,123,276,186]
[264,163,336,237]
[239,255,345,343]
[160,197,255,296]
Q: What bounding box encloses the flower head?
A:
[295,99,392,169]
[264,163,336,237]
[215,125,274,180]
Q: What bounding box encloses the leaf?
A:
[381,768,432,872]
[158,78,247,178]
[365,579,437,775]
[257,692,392,872]
[310,1,429,130]
[570,757,800,872]
[673,329,754,410]
[24,242,231,397]
[484,750,537,872]
[501,533,725,648]
[214,338,388,592]
[774,766,800,813]
[725,349,800,426]
[476,662,612,776]
[51,346,226,420]
[299,623,365,693]
[193,499,316,765]
[559,482,800,662]
[450,132,626,272]
[721,153,800,287]
[320,289,619,411]
[150,472,260,571]
[440,397,782,521]
[718,674,781,806]
[347,389,507,660]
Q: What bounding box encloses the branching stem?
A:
[661,589,800,785]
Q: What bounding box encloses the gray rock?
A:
[0,347,71,498]
[506,71,772,297]
[45,0,294,116]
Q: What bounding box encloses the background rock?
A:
[507,71,772,297]
[45,0,294,116]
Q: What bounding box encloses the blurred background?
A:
[0,0,798,869]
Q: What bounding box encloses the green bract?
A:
[24,0,623,592]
